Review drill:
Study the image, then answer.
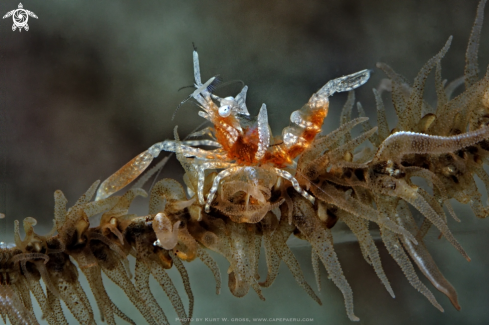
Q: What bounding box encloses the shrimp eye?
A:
[219,105,232,117]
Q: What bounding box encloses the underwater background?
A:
[0,0,488,324]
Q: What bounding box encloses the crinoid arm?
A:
[465,0,488,88]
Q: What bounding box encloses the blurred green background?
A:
[0,0,488,324]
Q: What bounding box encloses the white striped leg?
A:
[274,168,316,204]
[205,166,243,213]
[148,140,223,159]
[196,162,235,206]
[180,140,221,147]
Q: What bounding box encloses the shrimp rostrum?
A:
[95,50,370,213]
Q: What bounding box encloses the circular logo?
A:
[2,3,38,32]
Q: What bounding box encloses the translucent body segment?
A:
[180,139,221,147]
[234,85,250,116]
[311,69,371,101]
[282,124,309,149]
[149,140,225,160]
[96,150,153,201]
[290,109,322,130]
[255,104,270,161]
[193,50,202,85]
[279,69,370,166]
[132,156,170,189]
[187,127,215,139]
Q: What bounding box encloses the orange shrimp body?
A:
[207,102,261,165]
[207,91,330,169]
[95,49,370,213]
[264,102,329,168]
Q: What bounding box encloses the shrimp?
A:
[95,50,370,213]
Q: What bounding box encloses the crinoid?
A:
[0,179,209,325]
[2,0,489,324]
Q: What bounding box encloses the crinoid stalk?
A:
[2,1,489,324]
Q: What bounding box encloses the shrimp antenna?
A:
[172,75,222,121]
[178,85,195,91]
[178,77,239,94]
[206,75,223,93]
[212,79,245,95]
